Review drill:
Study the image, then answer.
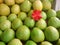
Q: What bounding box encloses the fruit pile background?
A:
[0,0,60,45]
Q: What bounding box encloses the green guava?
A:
[16,25,30,41]
[44,26,59,42]
[0,42,6,45]
[57,10,60,19]
[31,27,45,42]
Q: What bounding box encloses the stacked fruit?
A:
[0,0,60,45]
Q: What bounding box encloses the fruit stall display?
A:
[0,0,60,45]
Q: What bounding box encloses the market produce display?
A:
[0,0,60,45]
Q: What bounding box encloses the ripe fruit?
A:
[0,0,3,4]
[16,25,30,41]
[11,4,20,14]
[18,12,27,21]
[47,9,56,19]
[24,17,35,28]
[0,16,7,23]
[0,4,10,16]
[44,26,59,42]
[21,0,31,12]
[36,19,47,30]
[1,28,15,43]
[40,41,53,45]
[8,14,17,22]
[48,17,60,28]
[8,39,22,45]
[41,11,47,20]
[12,18,23,30]
[25,40,37,45]
[0,20,11,31]
[42,0,51,10]
[5,0,15,6]
[57,10,60,19]
[0,42,6,45]
[33,0,43,11]
[15,0,24,4]
[31,27,45,42]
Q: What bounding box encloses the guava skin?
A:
[1,28,15,43]
[20,0,31,12]
[48,17,60,28]
[31,27,45,42]
[25,40,37,45]
[16,25,30,41]
[8,39,22,45]
[0,4,10,16]
[57,10,60,19]
[44,26,59,42]
[0,42,6,45]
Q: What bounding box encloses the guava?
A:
[0,4,10,16]
[0,16,7,23]
[42,0,51,10]
[29,0,36,3]
[16,25,30,41]
[8,39,22,45]
[57,10,60,19]
[8,14,17,22]
[0,42,6,45]
[40,41,53,45]
[44,26,59,42]
[21,0,31,12]
[5,0,15,6]
[31,27,45,42]
[11,4,20,14]
[48,17,60,28]
[18,12,27,21]
[47,9,56,19]
[0,20,11,31]
[25,40,37,45]
[24,17,35,28]
[41,11,47,20]
[0,30,2,37]
[33,0,43,11]
[36,19,47,30]
[1,28,15,43]
[12,18,23,30]
[15,0,24,4]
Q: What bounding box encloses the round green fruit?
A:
[15,0,24,4]
[42,0,51,10]
[25,40,37,45]
[41,11,47,20]
[33,0,43,11]
[5,0,15,6]
[31,27,45,42]
[48,17,60,28]
[8,39,22,45]
[24,17,35,28]
[0,42,6,45]
[12,18,23,30]
[8,14,17,22]
[44,26,59,42]
[0,4,10,16]
[1,28,15,43]
[0,20,11,31]
[47,9,56,19]
[18,12,27,21]
[40,41,53,45]
[11,4,20,14]
[0,16,7,23]
[21,0,31,12]
[16,25,30,41]
[57,10,60,19]
[56,39,60,45]
[36,19,47,30]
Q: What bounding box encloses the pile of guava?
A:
[0,0,60,45]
